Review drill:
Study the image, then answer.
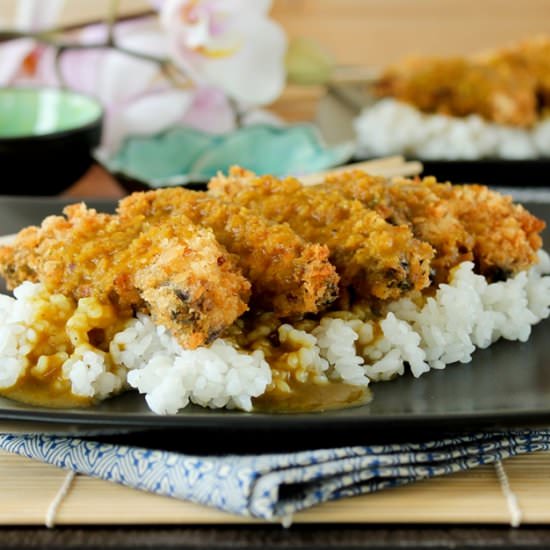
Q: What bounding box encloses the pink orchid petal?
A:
[33,44,60,86]
[0,39,35,85]
[104,89,194,153]
[59,49,108,95]
[181,87,236,134]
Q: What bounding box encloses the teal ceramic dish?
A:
[0,87,103,195]
[100,123,355,191]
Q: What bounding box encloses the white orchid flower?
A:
[159,0,286,105]
[0,0,64,85]
[0,0,282,154]
[61,20,237,153]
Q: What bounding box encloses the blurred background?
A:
[2,0,550,64]
[1,0,549,193]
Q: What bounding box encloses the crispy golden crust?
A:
[118,188,339,318]
[209,167,434,303]
[480,36,550,113]
[375,56,537,127]
[318,171,474,285]
[424,179,546,279]
[0,203,250,349]
[374,36,550,127]
[318,170,544,282]
[0,226,42,287]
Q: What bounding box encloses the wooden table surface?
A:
[61,164,127,200]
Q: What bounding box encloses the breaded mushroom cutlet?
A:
[317,170,474,285]
[479,36,550,114]
[424,179,546,280]
[208,167,434,305]
[374,56,537,127]
[118,188,339,318]
[317,170,545,282]
[0,203,250,349]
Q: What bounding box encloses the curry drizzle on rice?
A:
[225,312,374,412]
[0,168,547,414]
[0,284,131,407]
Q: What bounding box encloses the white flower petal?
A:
[105,90,194,153]
[161,0,286,104]
[181,87,236,133]
[97,51,159,105]
[200,17,286,104]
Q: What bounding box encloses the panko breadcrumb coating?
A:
[317,170,474,285]
[118,188,339,318]
[208,167,434,304]
[375,57,537,127]
[318,171,545,283]
[426,179,546,280]
[0,203,250,349]
[374,36,550,127]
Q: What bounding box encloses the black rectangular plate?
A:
[419,159,550,187]
[0,197,549,448]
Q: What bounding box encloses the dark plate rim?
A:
[2,402,550,431]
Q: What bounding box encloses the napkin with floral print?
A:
[0,430,549,521]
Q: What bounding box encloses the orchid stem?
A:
[0,25,194,88]
[229,98,243,128]
[0,29,172,67]
[106,0,121,47]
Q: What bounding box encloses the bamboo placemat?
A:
[1,449,549,526]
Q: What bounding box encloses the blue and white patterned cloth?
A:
[1,429,549,521]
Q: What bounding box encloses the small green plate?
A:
[100,123,355,188]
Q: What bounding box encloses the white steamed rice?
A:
[0,251,549,414]
[112,314,271,414]
[354,98,550,160]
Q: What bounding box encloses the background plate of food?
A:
[319,36,550,187]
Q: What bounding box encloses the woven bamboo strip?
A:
[1,450,549,526]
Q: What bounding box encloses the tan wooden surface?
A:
[1,0,549,67]
[0,449,549,526]
[272,0,550,66]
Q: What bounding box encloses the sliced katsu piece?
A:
[479,36,550,114]
[317,170,474,285]
[118,188,340,318]
[424,179,546,280]
[0,203,251,349]
[208,167,434,304]
[374,56,537,127]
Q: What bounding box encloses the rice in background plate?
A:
[355,99,550,160]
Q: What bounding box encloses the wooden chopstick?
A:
[300,157,423,186]
[0,235,15,246]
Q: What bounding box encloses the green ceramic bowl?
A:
[0,87,103,195]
